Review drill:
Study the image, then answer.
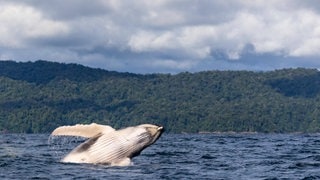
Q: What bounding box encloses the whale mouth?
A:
[157,126,164,131]
[157,126,165,133]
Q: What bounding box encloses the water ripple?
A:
[0,133,320,179]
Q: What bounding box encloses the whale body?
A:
[51,123,164,166]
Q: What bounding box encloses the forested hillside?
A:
[1,60,320,133]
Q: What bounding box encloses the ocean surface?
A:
[0,133,320,180]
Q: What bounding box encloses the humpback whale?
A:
[51,123,164,166]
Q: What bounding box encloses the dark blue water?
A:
[1,133,320,179]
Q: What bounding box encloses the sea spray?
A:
[48,135,87,161]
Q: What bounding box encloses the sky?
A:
[1,0,320,74]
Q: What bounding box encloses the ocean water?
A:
[0,133,320,179]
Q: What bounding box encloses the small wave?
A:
[201,154,216,159]
[156,151,188,156]
[301,175,320,180]
[290,162,320,169]
[0,162,9,167]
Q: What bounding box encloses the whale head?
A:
[137,124,164,145]
[116,124,164,158]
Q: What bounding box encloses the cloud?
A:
[0,3,69,48]
[1,0,320,73]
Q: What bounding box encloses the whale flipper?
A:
[51,123,115,138]
[73,133,103,153]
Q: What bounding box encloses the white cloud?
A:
[0,4,69,48]
[129,3,320,62]
[1,0,320,73]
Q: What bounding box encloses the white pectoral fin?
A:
[51,123,115,138]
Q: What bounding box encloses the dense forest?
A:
[1,60,320,133]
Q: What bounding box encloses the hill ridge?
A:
[1,60,320,133]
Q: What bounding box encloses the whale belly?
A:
[62,133,136,165]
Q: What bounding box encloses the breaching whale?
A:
[51,123,164,166]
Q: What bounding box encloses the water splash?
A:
[47,135,87,160]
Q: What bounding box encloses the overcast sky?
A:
[1,0,320,73]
